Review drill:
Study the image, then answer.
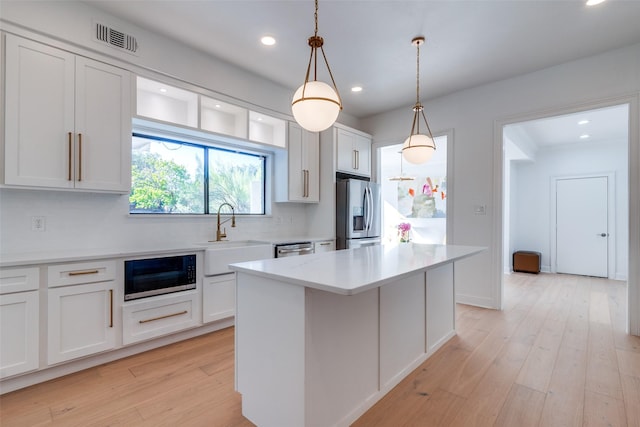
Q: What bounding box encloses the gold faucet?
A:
[216,203,236,241]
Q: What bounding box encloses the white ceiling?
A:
[505,103,629,156]
[85,0,640,120]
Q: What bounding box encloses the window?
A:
[130,133,265,214]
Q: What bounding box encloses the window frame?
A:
[129,123,269,216]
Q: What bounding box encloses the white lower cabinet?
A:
[47,281,116,365]
[122,290,201,345]
[1,267,40,378]
[203,273,236,323]
[1,291,39,378]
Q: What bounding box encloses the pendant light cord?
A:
[314,0,319,37]
[416,42,420,106]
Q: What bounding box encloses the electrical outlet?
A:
[473,205,486,215]
[31,216,46,232]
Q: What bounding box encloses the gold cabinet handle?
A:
[109,289,113,328]
[319,242,331,246]
[78,133,82,181]
[139,310,188,324]
[68,132,73,181]
[68,269,100,276]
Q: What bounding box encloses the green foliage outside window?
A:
[129,135,265,214]
[130,151,204,213]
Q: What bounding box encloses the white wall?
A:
[511,139,628,278]
[361,42,640,327]
[2,1,640,335]
[0,1,361,254]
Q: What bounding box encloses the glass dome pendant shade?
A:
[291,0,342,132]
[402,36,436,164]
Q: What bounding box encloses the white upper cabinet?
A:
[336,128,371,177]
[275,122,320,203]
[4,35,132,192]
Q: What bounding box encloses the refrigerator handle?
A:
[365,186,373,231]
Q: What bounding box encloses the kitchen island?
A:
[230,243,485,427]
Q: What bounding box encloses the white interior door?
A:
[556,176,608,277]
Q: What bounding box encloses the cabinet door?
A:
[4,34,75,188]
[353,134,371,177]
[0,291,39,378]
[48,282,116,364]
[203,274,236,323]
[74,57,132,192]
[303,129,320,202]
[282,123,319,202]
[287,123,305,201]
[336,128,357,174]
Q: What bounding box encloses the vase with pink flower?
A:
[397,222,411,243]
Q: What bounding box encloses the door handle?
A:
[598,233,608,237]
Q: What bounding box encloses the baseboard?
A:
[455,293,498,309]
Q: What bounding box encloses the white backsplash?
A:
[0,189,312,255]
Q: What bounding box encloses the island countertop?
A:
[229,243,485,295]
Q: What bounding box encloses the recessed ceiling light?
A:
[215,104,221,108]
[261,36,276,46]
[159,88,167,93]
[578,119,590,125]
[351,86,363,93]
[580,134,590,139]
[586,0,607,5]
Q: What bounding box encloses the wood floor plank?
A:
[448,341,531,426]
[620,374,640,427]
[494,383,545,427]
[586,323,624,400]
[515,317,566,393]
[617,348,640,378]
[583,389,628,427]
[539,344,588,427]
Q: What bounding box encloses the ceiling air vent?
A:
[95,22,138,55]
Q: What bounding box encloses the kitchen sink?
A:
[197,240,273,275]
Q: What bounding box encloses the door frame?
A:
[550,173,616,278]
[494,93,639,336]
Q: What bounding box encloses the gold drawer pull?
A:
[68,269,100,276]
[139,310,188,324]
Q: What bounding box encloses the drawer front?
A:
[0,267,39,294]
[48,260,116,287]
[122,291,201,345]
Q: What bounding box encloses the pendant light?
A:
[402,36,436,164]
[389,151,415,181]
[291,0,342,132]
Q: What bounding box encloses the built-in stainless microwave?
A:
[124,254,197,301]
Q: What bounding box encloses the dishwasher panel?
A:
[275,242,314,258]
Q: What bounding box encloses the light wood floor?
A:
[1,273,638,426]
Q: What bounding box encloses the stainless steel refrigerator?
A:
[336,178,381,249]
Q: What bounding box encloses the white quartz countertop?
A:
[230,243,486,295]
[0,245,210,267]
[0,236,335,267]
